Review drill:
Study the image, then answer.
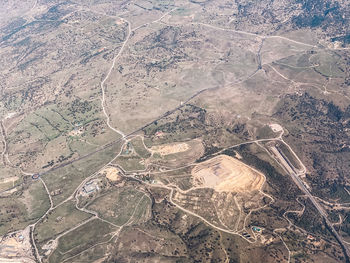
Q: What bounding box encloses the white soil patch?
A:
[234,151,243,160]
[116,19,124,25]
[269,123,283,133]
[0,258,35,263]
[0,176,18,185]
[1,187,17,196]
[102,167,121,181]
[68,128,83,137]
[192,155,264,192]
[4,112,16,119]
[151,142,189,156]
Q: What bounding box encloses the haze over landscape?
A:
[0,0,350,262]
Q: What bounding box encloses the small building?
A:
[155,131,164,138]
[50,189,62,196]
[83,182,96,194]
[252,226,261,232]
[307,234,315,241]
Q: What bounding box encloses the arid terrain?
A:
[191,154,264,192]
[0,0,350,262]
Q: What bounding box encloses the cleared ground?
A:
[87,187,151,226]
[192,155,264,192]
[149,139,204,168]
[101,167,121,182]
[150,142,189,156]
[0,227,34,261]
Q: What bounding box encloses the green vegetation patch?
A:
[114,155,146,172]
[130,136,151,158]
[0,180,50,235]
[42,141,122,206]
[87,187,151,226]
[255,125,276,140]
[311,50,347,78]
[35,200,92,247]
[49,219,117,263]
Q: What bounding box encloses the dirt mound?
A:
[102,167,121,181]
[151,142,189,156]
[192,155,264,192]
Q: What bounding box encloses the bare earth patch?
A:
[0,227,35,262]
[0,176,18,184]
[151,142,189,156]
[192,155,264,192]
[269,123,283,133]
[68,128,83,137]
[102,167,121,182]
[0,176,18,189]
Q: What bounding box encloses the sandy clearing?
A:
[4,112,16,119]
[0,176,18,184]
[234,151,243,160]
[102,167,121,181]
[192,155,264,192]
[269,123,283,133]
[0,227,34,262]
[151,142,189,156]
[0,258,35,263]
[116,19,125,25]
[68,128,83,137]
[2,188,17,195]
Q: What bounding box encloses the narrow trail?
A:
[27,176,54,263]
[267,132,350,261]
[1,15,189,252]
[3,4,349,262]
[0,120,18,169]
[116,152,274,244]
[213,137,282,157]
[267,63,350,101]
[185,22,318,48]
[275,62,320,69]
[2,5,276,190]
[168,188,242,237]
[100,7,178,139]
[233,196,242,231]
[100,19,131,138]
[39,177,53,209]
[30,225,40,263]
[277,234,291,263]
[0,121,7,166]
[58,189,149,262]
[42,141,126,261]
[60,228,121,263]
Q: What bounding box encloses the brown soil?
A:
[191,155,264,192]
[102,167,121,181]
[151,142,189,156]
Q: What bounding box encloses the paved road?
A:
[289,171,350,262]
[272,144,350,262]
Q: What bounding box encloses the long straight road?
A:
[289,170,350,262]
[271,144,350,262]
